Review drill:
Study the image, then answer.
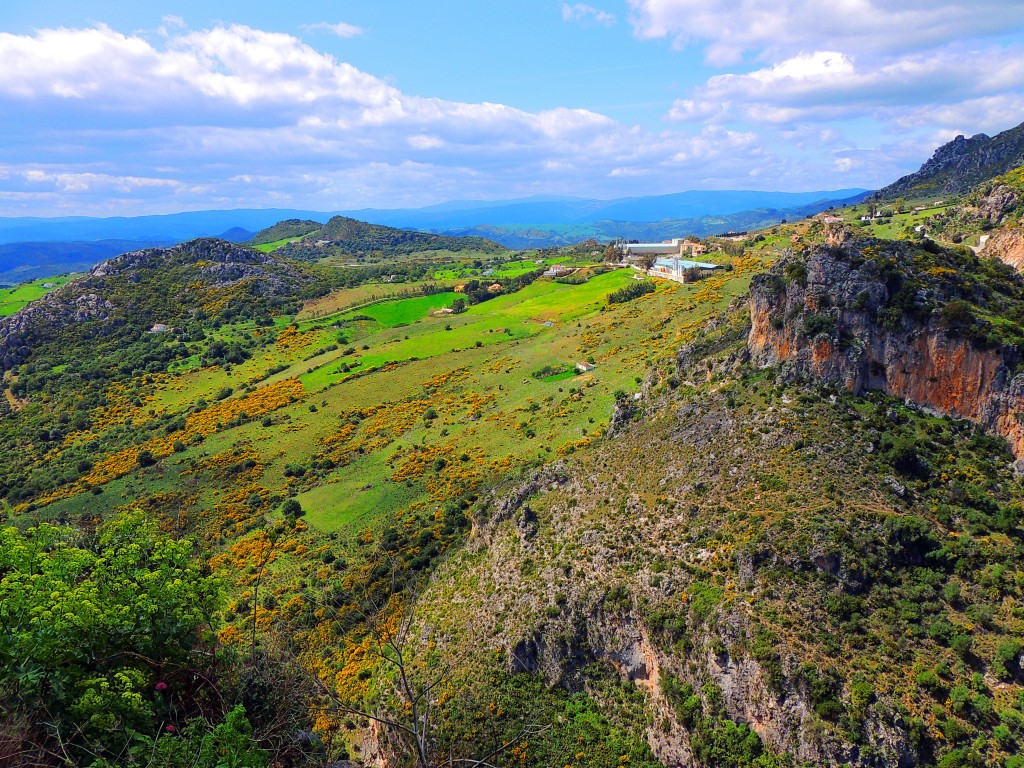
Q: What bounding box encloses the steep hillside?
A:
[0,231,769,765]
[875,121,1024,200]
[6,169,1024,768]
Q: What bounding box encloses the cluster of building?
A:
[619,238,722,282]
[454,282,503,293]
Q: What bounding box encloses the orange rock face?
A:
[749,245,1024,461]
[982,229,1024,273]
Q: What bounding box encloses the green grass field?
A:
[252,236,305,252]
[336,292,458,327]
[0,276,75,316]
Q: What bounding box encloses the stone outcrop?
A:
[975,183,1020,223]
[982,228,1024,272]
[748,242,1024,461]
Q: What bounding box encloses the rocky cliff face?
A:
[982,229,1024,271]
[874,121,1024,199]
[748,241,1024,461]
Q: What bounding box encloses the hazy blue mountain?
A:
[344,189,869,229]
[0,209,329,245]
[0,240,172,284]
[431,191,873,248]
[0,189,867,246]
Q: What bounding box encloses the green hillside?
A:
[247,218,323,248]
[281,215,507,262]
[0,275,75,315]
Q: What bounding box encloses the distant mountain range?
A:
[0,189,868,281]
[0,209,316,246]
[343,189,870,230]
[875,120,1024,200]
[275,216,506,260]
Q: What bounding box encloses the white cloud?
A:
[666,45,1024,131]
[628,0,1024,65]
[562,3,616,27]
[5,20,986,216]
[299,21,365,38]
[609,167,650,177]
[666,99,728,122]
[17,168,182,194]
[891,93,1024,136]
[408,134,445,150]
[0,24,808,214]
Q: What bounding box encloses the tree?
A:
[280,498,304,518]
[638,253,657,271]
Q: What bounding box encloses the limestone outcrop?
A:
[748,240,1024,460]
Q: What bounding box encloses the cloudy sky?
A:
[1,0,1023,216]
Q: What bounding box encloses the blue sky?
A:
[1,1,1023,215]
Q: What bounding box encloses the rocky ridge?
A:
[874,121,1024,200]
[0,238,313,371]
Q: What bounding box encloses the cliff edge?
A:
[748,239,1024,461]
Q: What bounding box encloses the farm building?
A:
[543,265,575,277]
[576,361,596,372]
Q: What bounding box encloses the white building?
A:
[621,238,707,258]
[649,258,722,282]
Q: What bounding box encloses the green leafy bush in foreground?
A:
[0,510,268,765]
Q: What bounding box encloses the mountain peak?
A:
[874,120,1024,200]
